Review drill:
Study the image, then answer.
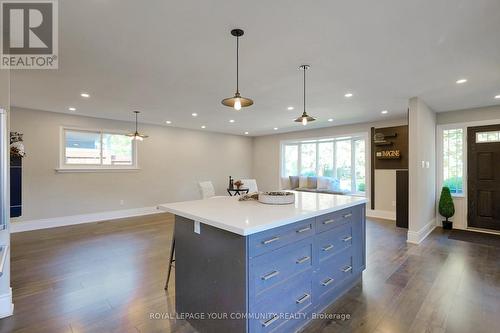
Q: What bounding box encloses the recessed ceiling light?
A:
[456,79,467,84]
[68,107,76,111]
[229,119,235,123]
[201,125,206,129]
[495,95,500,99]
[244,131,249,135]
[80,92,90,98]
[192,113,198,117]
[328,118,334,122]
[381,110,389,114]
[273,127,278,130]
[344,93,353,98]
[166,120,172,124]
[287,106,294,110]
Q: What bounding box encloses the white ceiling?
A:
[11,0,500,136]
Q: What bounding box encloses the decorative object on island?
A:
[221,29,253,111]
[127,111,148,141]
[234,179,244,189]
[228,176,234,189]
[294,65,316,126]
[439,186,455,229]
[258,191,295,205]
[10,131,26,158]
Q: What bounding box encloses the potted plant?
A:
[438,186,455,230]
[234,180,244,189]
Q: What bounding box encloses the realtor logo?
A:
[1,0,58,69]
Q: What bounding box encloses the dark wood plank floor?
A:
[0,214,498,333]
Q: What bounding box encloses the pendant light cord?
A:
[303,66,306,115]
[236,36,239,93]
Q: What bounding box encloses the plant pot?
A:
[442,221,453,230]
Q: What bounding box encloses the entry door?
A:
[467,124,500,230]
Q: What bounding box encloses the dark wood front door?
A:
[467,124,500,230]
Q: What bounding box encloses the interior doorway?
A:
[467,124,500,230]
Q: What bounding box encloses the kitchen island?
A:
[158,192,367,333]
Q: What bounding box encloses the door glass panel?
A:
[476,131,500,143]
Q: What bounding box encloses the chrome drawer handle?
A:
[321,277,334,286]
[343,213,352,218]
[261,314,279,327]
[323,219,335,225]
[322,244,334,252]
[296,293,311,304]
[342,236,352,242]
[296,256,310,264]
[296,226,311,233]
[262,236,280,245]
[342,265,353,273]
[261,270,280,280]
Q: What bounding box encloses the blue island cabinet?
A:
[174,203,366,333]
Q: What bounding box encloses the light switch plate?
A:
[194,221,201,234]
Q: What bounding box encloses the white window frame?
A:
[437,125,465,197]
[279,132,369,195]
[57,126,139,172]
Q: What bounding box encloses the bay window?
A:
[281,136,367,193]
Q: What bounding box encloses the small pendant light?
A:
[127,111,149,141]
[221,29,253,111]
[294,65,316,126]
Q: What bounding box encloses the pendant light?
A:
[127,111,148,141]
[294,65,316,126]
[221,29,253,111]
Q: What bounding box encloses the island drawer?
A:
[248,218,315,258]
[315,222,353,263]
[250,238,313,297]
[316,207,353,233]
[250,271,312,333]
[313,247,353,298]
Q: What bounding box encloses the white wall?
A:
[437,105,500,124]
[408,97,436,244]
[10,107,253,223]
[252,118,407,219]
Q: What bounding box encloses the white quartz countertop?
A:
[158,191,368,236]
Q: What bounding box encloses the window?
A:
[442,128,463,194]
[476,131,500,143]
[60,128,136,170]
[281,136,366,193]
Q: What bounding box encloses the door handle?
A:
[296,293,311,304]
[296,256,310,264]
[261,314,279,327]
[322,244,334,252]
[296,226,311,233]
[261,270,280,280]
[321,277,334,286]
[341,265,352,273]
[323,219,335,225]
[342,236,352,242]
[262,236,280,245]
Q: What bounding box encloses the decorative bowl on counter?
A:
[258,191,295,205]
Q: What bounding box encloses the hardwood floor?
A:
[1,214,498,333]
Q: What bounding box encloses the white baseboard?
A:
[0,288,13,318]
[11,206,161,233]
[366,209,396,221]
[407,218,436,244]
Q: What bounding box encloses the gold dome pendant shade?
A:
[294,65,316,126]
[127,111,149,141]
[221,29,253,111]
